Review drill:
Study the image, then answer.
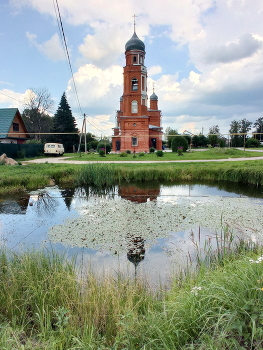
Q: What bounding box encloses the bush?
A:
[245,138,260,148]
[171,136,188,152]
[98,148,106,157]
[149,147,155,153]
[126,150,131,154]
[120,152,128,157]
[138,152,145,157]
[156,150,164,157]
[97,141,111,154]
[87,140,99,150]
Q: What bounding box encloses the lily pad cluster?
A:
[48,196,263,254]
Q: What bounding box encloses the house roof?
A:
[0,108,29,139]
[0,108,20,138]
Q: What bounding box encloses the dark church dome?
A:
[150,92,158,100]
[125,32,145,52]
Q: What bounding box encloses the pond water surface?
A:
[0,181,263,285]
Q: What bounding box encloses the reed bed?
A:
[1,158,263,195]
[1,235,263,349]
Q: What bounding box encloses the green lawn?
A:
[64,148,263,161]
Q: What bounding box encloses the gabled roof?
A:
[0,108,29,139]
[0,108,19,138]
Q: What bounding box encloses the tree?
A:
[253,117,263,141]
[165,127,178,148]
[208,125,220,147]
[22,88,54,141]
[229,118,252,147]
[239,118,252,136]
[171,136,188,152]
[229,120,242,147]
[51,92,79,152]
[192,134,208,148]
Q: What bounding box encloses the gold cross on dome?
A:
[133,14,137,32]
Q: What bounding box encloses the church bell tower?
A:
[112,20,163,153]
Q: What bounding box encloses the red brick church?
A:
[112,28,163,153]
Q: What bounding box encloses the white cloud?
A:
[78,24,127,68]
[8,0,263,135]
[148,65,162,76]
[26,32,65,61]
[0,89,25,109]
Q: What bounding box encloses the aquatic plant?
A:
[75,163,116,187]
[49,196,263,256]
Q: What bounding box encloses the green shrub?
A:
[156,150,164,157]
[171,136,188,152]
[120,152,128,157]
[149,147,155,153]
[98,148,106,157]
[97,141,111,154]
[245,138,260,148]
[126,150,131,154]
[138,152,145,157]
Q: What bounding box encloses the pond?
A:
[0,181,263,285]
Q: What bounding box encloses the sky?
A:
[1,0,263,137]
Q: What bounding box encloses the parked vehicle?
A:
[44,143,64,156]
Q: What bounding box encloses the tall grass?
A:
[75,163,116,187]
[1,236,263,349]
[1,160,263,194]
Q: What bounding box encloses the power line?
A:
[0,91,23,103]
[52,0,106,135]
[53,0,83,117]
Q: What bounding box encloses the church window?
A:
[142,76,145,91]
[131,78,138,91]
[133,56,137,63]
[131,100,138,113]
[132,137,138,146]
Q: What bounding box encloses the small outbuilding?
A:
[0,108,30,144]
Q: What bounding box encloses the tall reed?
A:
[75,163,116,187]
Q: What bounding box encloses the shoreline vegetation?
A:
[1,239,263,349]
[1,149,263,195]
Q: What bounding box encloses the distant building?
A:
[0,108,29,144]
[112,29,163,153]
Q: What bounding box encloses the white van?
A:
[44,143,64,156]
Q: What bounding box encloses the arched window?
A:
[131,100,138,113]
[133,56,137,63]
[131,78,138,91]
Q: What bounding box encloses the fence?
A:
[0,144,44,159]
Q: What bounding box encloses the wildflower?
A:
[191,286,202,296]
[249,255,263,264]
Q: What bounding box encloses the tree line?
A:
[166,117,263,148]
[22,88,97,153]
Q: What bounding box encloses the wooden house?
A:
[0,108,30,144]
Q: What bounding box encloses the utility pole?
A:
[84,113,87,153]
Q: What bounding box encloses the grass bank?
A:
[1,240,263,349]
[66,147,263,161]
[1,158,263,195]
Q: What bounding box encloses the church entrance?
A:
[151,138,156,149]
[116,140,121,151]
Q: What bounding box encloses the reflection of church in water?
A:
[119,183,160,271]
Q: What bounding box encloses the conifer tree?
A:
[52,92,79,152]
